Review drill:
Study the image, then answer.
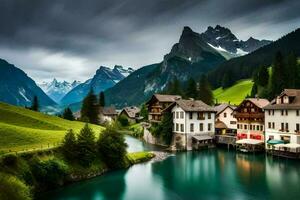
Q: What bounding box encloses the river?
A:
[42,136,300,200]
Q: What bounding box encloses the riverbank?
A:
[0,147,155,200]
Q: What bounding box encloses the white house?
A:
[165,99,216,150]
[264,89,300,153]
[214,103,237,134]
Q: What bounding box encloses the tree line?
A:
[61,123,127,168]
[251,51,300,99]
[163,74,214,105]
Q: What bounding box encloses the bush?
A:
[0,173,32,200]
[30,159,68,190]
[117,115,129,127]
[97,124,128,169]
[1,154,18,167]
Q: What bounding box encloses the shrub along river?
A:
[42,136,300,200]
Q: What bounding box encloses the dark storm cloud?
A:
[0,0,299,82]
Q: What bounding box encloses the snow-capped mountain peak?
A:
[39,78,81,103]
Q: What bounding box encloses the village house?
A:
[164,99,216,150]
[214,103,237,146]
[119,106,141,123]
[264,89,300,158]
[98,106,118,124]
[146,94,181,123]
[234,98,270,152]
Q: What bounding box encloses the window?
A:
[257,125,260,131]
[281,123,284,131]
[224,112,227,118]
[180,112,184,119]
[180,124,184,132]
[190,123,194,132]
[286,123,289,131]
[173,112,175,119]
[272,122,275,129]
[237,124,240,129]
[189,112,193,119]
[268,110,271,115]
[244,125,247,130]
[281,110,284,116]
[199,123,204,131]
[208,123,212,131]
[198,112,204,120]
[296,124,300,131]
[230,121,236,124]
[260,125,263,131]
[208,113,211,119]
[268,122,271,129]
[176,112,179,119]
[250,125,252,130]
[297,110,300,116]
[272,110,274,115]
[285,110,288,116]
[176,123,179,132]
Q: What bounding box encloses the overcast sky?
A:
[0,0,299,83]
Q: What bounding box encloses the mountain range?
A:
[39,79,81,103]
[0,58,56,108]
[60,65,134,105]
[102,25,273,108]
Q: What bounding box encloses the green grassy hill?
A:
[0,102,103,154]
[213,79,254,105]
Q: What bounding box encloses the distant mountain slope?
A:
[39,79,81,103]
[0,102,102,153]
[104,26,227,108]
[0,58,56,107]
[60,65,133,105]
[201,25,271,55]
[213,79,254,105]
[208,28,300,88]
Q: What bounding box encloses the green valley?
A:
[0,102,103,154]
[213,79,254,105]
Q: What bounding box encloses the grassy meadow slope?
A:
[213,79,253,105]
[0,102,103,154]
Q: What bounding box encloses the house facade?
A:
[119,106,141,123]
[98,107,118,124]
[146,94,181,123]
[264,89,300,153]
[166,99,216,150]
[235,98,270,142]
[214,103,237,134]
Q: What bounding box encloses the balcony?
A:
[235,113,264,119]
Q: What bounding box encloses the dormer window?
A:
[276,97,281,104]
[283,96,289,104]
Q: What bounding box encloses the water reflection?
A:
[42,137,300,200]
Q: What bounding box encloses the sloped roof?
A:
[214,103,236,115]
[99,107,117,115]
[246,98,270,108]
[170,99,216,112]
[153,94,182,102]
[264,89,300,109]
[121,106,140,118]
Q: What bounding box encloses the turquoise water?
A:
[42,136,300,200]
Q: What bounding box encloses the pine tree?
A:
[81,89,99,124]
[61,129,77,160]
[256,66,269,86]
[140,103,148,120]
[250,83,258,97]
[165,77,183,96]
[286,52,298,88]
[271,51,285,96]
[160,112,174,145]
[76,124,96,166]
[30,96,39,111]
[221,73,232,89]
[198,75,214,105]
[99,92,105,107]
[62,107,75,121]
[185,78,197,99]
